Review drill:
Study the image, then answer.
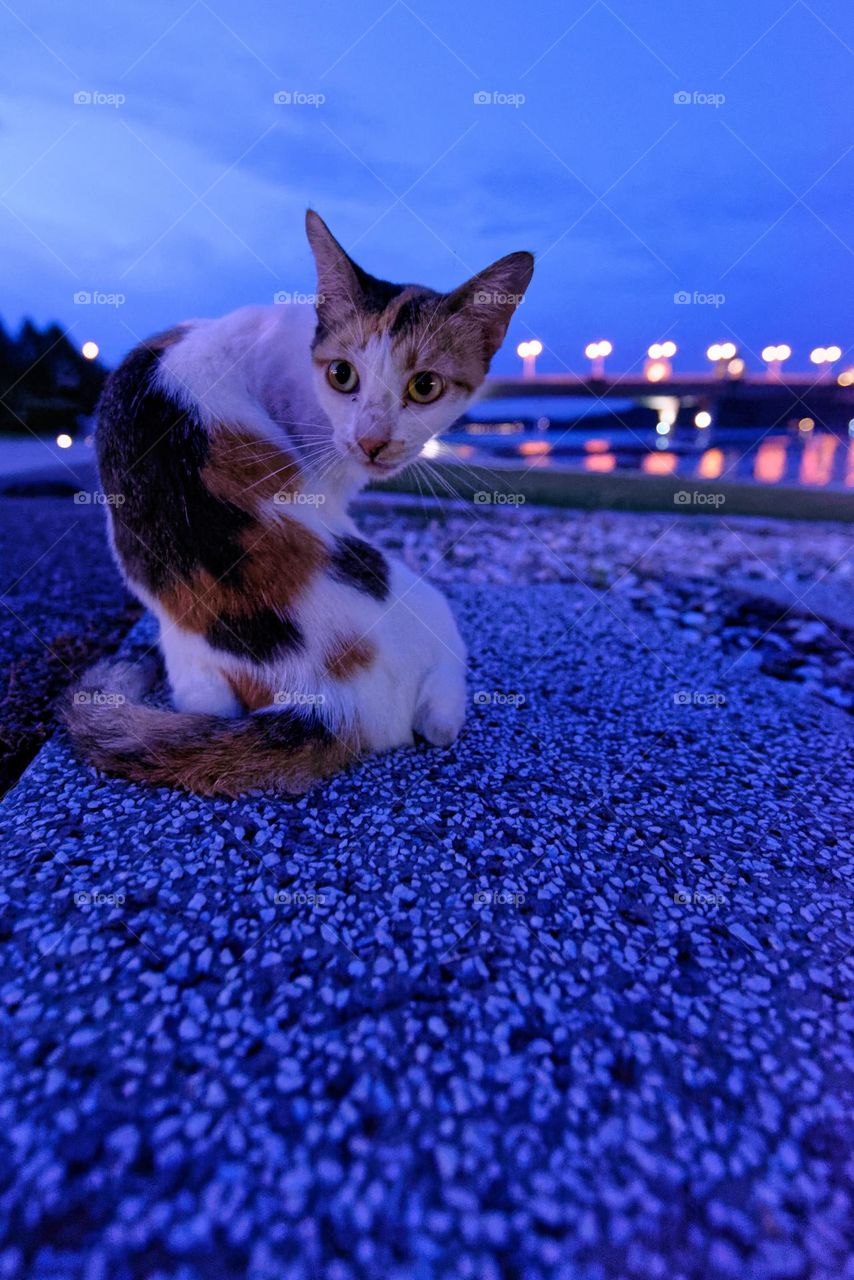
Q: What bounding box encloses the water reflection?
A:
[443,424,854,490]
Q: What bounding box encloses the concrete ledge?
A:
[373,460,854,521]
[1,586,852,1276]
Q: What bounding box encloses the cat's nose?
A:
[357,433,390,463]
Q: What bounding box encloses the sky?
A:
[0,0,852,376]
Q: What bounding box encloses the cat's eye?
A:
[326,360,359,394]
[406,371,444,405]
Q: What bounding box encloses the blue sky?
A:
[0,0,851,374]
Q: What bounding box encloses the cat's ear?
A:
[305,210,364,328]
[445,251,535,362]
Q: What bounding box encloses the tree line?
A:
[0,319,106,436]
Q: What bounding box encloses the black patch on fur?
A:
[97,331,255,593]
[312,270,413,343]
[329,536,389,602]
[206,610,304,662]
[388,289,441,337]
[253,706,330,749]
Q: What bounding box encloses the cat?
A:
[65,211,533,795]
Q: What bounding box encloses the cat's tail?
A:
[62,659,359,797]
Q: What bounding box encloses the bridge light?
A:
[762,344,791,380]
[839,368,854,387]
[585,340,612,377]
[728,357,745,377]
[660,341,677,359]
[826,345,842,362]
[694,410,712,428]
[719,342,737,360]
[648,343,663,359]
[706,344,723,362]
[646,360,668,383]
[517,338,543,378]
[810,347,826,364]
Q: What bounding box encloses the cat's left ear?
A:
[445,251,535,361]
[305,210,362,328]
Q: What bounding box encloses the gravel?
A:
[2,548,853,1278]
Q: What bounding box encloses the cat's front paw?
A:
[413,689,466,747]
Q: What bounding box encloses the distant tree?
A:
[0,317,108,436]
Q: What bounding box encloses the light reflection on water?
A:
[443,426,854,490]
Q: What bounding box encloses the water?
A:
[441,420,854,490]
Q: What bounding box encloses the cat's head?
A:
[306,210,534,477]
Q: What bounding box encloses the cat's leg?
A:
[402,576,467,746]
[158,619,242,718]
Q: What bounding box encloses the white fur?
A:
[133,302,471,754]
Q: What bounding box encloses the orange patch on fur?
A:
[202,426,302,509]
[324,636,376,680]
[160,508,327,633]
[226,670,278,711]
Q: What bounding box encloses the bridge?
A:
[479,373,854,429]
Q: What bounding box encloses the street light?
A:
[810,345,842,382]
[707,342,737,378]
[761,344,792,380]
[517,339,543,379]
[645,341,677,382]
[81,341,99,361]
[584,340,612,378]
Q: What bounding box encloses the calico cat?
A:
[65,211,533,795]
